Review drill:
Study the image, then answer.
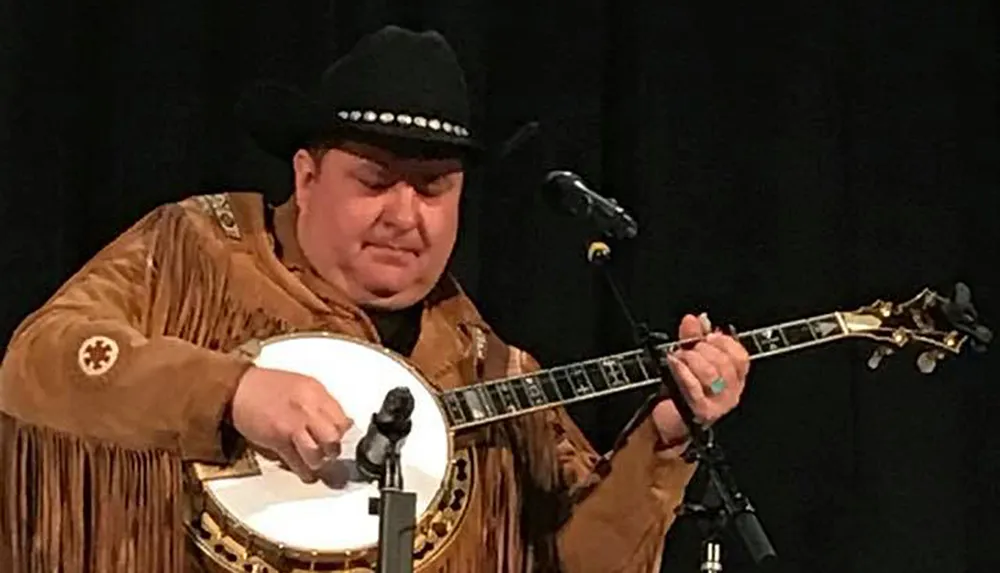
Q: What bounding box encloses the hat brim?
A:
[234,81,485,163]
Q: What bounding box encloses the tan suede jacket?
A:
[0,191,697,573]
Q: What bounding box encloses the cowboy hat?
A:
[234,25,484,162]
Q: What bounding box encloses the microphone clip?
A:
[543,170,639,241]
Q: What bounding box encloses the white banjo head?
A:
[199,333,453,560]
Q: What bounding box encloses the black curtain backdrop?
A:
[1,2,997,572]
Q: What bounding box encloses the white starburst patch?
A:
[77,335,120,376]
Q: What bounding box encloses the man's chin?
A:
[358,279,428,309]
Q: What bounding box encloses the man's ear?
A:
[292,149,319,211]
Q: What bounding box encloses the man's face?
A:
[293,140,464,310]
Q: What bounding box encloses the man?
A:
[0,26,749,572]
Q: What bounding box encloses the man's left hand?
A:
[652,313,750,447]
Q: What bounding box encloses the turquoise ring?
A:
[709,377,727,396]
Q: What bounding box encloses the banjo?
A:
[186,284,990,572]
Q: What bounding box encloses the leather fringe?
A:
[417,332,558,573]
[436,417,566,573]
[0,204,294,573]
[422,436,530,573]
[483,443,521,573]
[146,205,292,351]
[0,413,184,573]
[513,416,567,573]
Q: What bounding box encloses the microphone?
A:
[355,386,415,482]
[542,170,638,240]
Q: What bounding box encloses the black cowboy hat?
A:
[235,25,485,162]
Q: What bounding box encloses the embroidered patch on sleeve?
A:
[198,193,242,240]
[77,335,120,376]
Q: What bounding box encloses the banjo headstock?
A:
[839,282,993,373]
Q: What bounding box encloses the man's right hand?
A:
[230,366,354,483]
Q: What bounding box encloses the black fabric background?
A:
[1,2,997,572]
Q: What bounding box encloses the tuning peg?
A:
[917,350,943,374]
[867,346,894,370]
[942,282,993,352]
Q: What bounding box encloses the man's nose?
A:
[383,183,420,228]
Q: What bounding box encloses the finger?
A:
[705,333,751,380]
[677,347,722,385]
[307,419,344,459]
[677,314,707,342]
[326,406,355,436]
[276,443,318,483]
[692,341,740,394]
[292,428,326,470]
[318,394,355,435]
[665,352,707,405]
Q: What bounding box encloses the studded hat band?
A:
[335,109,470,137]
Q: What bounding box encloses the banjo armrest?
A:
[190,450,262,482]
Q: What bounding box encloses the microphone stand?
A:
[585,239,776,572]
[367,401,417,573]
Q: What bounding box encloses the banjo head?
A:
[187,332,463,571]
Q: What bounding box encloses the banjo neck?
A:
[440,312,851,431]
[438,281,990,432]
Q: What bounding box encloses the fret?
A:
[542,373,565,401]
[461,388,489,421]
[474,386,499,418]
[494,380,520,412]
[441,391,469,425]
[622,354,647,384]
[483,384,505,415]
[522,376,549,406]
[740,332,762,354]
[599,358,629,388]
[752,328,785,353]
[635,353,651,380]
[569,365,596,395]
[778,327,791,346]
[510,379,534,408]
[808,315,844,339]
[781,321,816,346]
[549,369,577,401]
[583,361,609,391]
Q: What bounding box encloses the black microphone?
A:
[355,386,415,482]
[542,170,638,240]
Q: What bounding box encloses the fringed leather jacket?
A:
[0,191,697,572]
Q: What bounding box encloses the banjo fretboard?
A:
[440,313,848,430]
